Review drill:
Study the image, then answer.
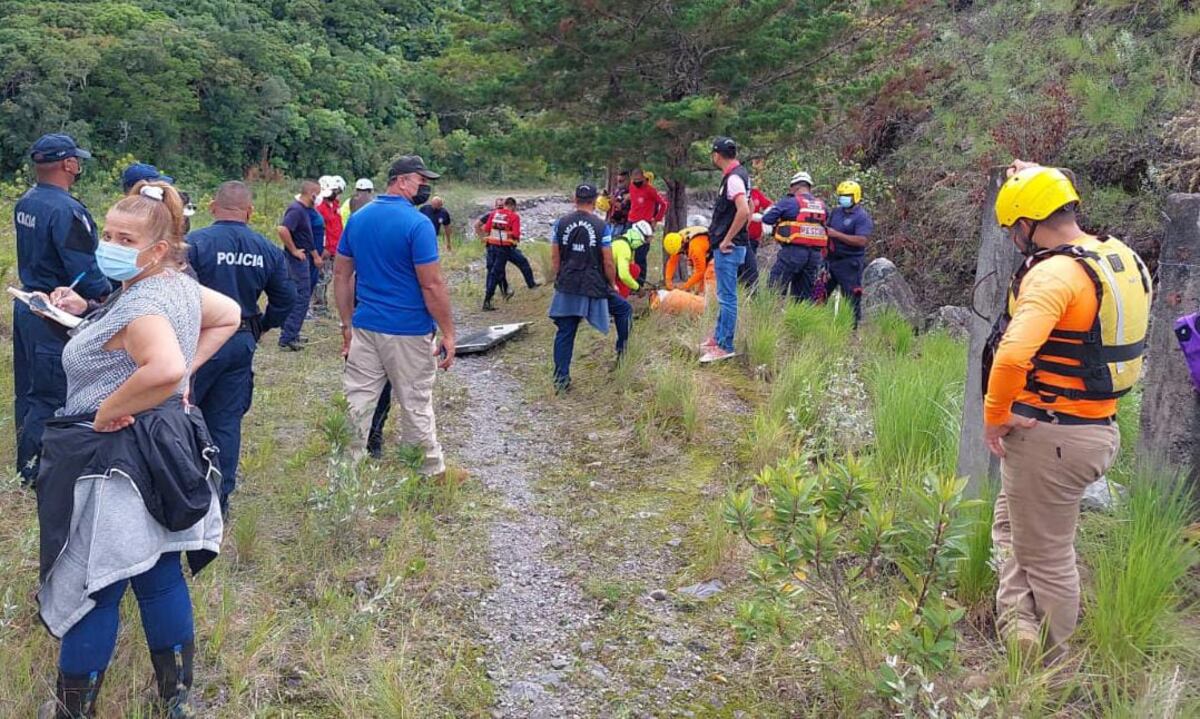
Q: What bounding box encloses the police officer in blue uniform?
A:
[12,134,110,484]
[186,181,296,514]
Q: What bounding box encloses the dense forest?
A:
[2,0,1199,305]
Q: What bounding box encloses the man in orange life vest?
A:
[984,161,1150,663]
[763,171,828,301]
[481,197,538,311]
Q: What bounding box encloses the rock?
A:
[587,661,610,682]
[549,655,569,670]
[862,257,922,328]
[676,579,724,600]
[649,588,670,601]
[537,671,564,687]
[666,537,682,548]
[579,640,595,655]
[925,305,973,340]
[1081,477,1124,512]
[510,680,546,702]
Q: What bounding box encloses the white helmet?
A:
[319,175,345,196]
[354,178,374,191]
[632,220,653,238]
[688,214,709,228]
[790,171,814,187]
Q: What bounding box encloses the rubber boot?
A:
[150,642,196,719]
[38,671,104,719]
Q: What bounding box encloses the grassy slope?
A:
[0,174,1194,717]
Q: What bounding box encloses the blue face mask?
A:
[838,196,854,209]
[95,241,147,281]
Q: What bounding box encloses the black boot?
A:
[482,300,497,311]
[38,670,104,719]
[150,643,195,719]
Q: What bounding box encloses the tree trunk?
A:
[665,172,689,285]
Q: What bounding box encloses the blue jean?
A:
[12,301,68,483]
[280,253,312,344]
[769,244,823,301]
[59,553,194,677]
[738,240,760,288]
[712,245,747,352]
[551,292,632,387]
[826,255,866,326]
[192,330,256,507]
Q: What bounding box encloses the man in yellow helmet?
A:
[826,180,874,326]
[985,160,1150,663]
[663,226,711,294]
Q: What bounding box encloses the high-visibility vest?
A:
[985,236,1151,402]
[773,196,828,248]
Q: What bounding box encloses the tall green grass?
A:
[1079,465,1199,674]
[741,289,786,373]
[781,297,853,349]
[867,330,966,484]
[956,480,998,616]
[647,361,703,438]
[861,307,916,357]
[747,352,828,469]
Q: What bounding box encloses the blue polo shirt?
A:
[338,195,440,336]
[281,200,315,252]
[827,204,874,258]
[307,206,325,254]
[419,205,452,236]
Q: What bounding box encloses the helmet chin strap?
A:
[1018,220,1041,257]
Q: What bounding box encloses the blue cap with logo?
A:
[121,163,174,192]
[30,134,92,164]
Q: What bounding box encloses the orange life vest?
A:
[486,209,519,246]
[774,196,828,248]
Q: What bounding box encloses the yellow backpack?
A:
[1003,236,1151,401]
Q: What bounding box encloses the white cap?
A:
[790,171,813,187]
[355,178,375,191]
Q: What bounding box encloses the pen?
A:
[66,271,86,292]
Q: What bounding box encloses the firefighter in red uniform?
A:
[482,197,539,310]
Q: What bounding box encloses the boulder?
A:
[925,305,973,340]
[862,258,922,327]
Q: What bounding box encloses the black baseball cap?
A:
[575,183,598,200]
[387,155,440,181]
[30,134,92,164]
[711,136,737,155]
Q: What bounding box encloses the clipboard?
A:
[7,287,83,329]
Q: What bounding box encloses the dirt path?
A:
[452,354,622,718]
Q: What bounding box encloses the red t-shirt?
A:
[747,188,771,242]
[316,198,344,255]
[627,182,668,224]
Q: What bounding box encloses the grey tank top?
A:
[61,271,201,415]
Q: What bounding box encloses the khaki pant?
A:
[343,328,445,475]
[992,420,1119,658]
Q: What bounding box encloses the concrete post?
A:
[957,168,1023,496]
[1138,194,1200,483]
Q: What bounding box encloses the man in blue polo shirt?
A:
[276,179,322,350]
[12,133,110,484]
[334,155,456,475]
[187,181,296,514]
[825,180,874,327]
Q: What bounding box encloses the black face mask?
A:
[412,183,432,206]
[633,180,645,187]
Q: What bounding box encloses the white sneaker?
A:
[700,347,737,364]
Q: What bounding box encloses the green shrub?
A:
[862,308,915,357]
[741,288,786,372]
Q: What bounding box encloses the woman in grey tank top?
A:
[33,181,240,719]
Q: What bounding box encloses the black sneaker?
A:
[279,340,304,352]
[502,289,515,301]
[482,301,498,311]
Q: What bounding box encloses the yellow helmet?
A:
[664,231,683,256]
[994,166,1080,228]
[836,180,862,205]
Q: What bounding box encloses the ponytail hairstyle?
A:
[111,180,189,268]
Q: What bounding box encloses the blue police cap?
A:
[30,134,92,164]
[121,163,174,191]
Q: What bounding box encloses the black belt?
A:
[1011,402,1114,426]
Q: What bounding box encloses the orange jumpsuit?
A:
[664,230,710,294]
